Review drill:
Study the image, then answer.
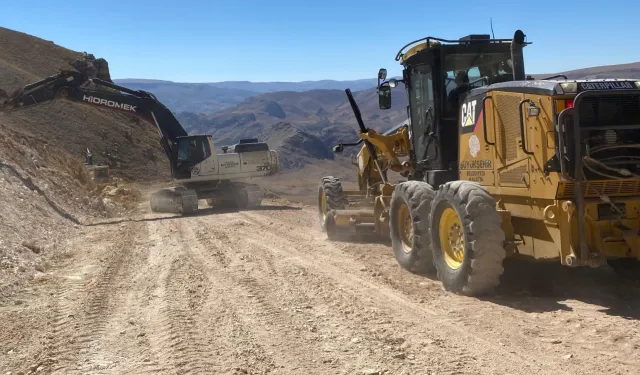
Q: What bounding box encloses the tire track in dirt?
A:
[20,224,142,375]
[138,219,222,374]
[143,218,282,374]
[32,270,87,374]
[78,222,173,375]
[190,214,501,374]
[71,228,140,373]
[182,216,339,373]
[237,209,578,375]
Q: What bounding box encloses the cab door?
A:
[407,64,436,165]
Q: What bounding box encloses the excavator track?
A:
[204,183,264,209]
[150,187,199,215]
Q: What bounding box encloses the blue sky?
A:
[2,0,639,82]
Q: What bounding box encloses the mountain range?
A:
[112,78,386,114]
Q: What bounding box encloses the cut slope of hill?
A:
[0,26,170,182]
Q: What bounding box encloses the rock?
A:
[90,198,104,210]
[564,354,573,359]
[102,198,117,215]
[392,352,406,359]
[351,337,361,344]
[360,370,379,375]
[21,239,43,254]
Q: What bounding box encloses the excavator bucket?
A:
[68,53,113,83]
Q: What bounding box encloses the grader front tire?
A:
[318,176,348,231]
[389,181,436,275]
[429,181,506,296]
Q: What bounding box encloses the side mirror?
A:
[378,84,391,110]
[378,68,387,80]
[333,144,344,153]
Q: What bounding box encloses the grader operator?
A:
[318,29,640,295]
[0,58,279,215]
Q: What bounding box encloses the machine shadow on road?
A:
[481,259,640,320]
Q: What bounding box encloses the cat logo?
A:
[461,99,477,128]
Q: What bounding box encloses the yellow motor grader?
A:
[318,29,640,295]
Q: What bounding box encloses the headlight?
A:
[560,82,578,93]
[635,81,640,89]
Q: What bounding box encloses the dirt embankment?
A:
[1,197,638,375]
[0,121,143,299]
[0,25,170,299]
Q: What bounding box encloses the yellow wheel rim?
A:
[320,190,327,220]
[396,202,413,254]
[439,207,464,269]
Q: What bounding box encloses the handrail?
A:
[482,96,495,146]
[518,99,535,155]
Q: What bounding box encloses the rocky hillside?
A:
[257,122,334,170]
[177,85,409,160]
[0,26,170,182]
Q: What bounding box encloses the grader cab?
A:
[318,29,640,296]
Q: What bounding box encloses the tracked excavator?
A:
[319,29,640,296]
[0,57,279,215]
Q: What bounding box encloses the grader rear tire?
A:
[429,181,506,296]
[389,181,436,274]
[318,176,348,231]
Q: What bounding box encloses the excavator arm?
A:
[0,70,187,162]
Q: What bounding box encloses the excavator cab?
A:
[377,31,527,187]
[174,135,212,178]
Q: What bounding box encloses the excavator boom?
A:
[0,70,187,162]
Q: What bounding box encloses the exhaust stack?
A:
[511,30,526,81]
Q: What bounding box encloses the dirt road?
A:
[1,198,639,374]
